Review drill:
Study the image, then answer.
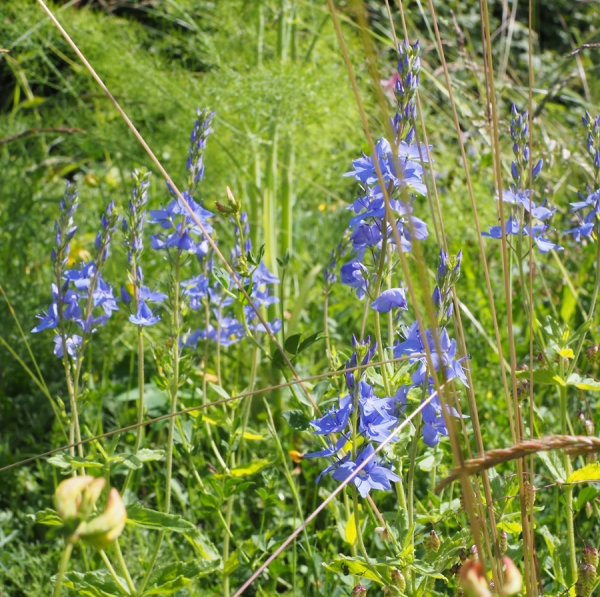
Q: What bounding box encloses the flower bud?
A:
[469,544,478,562]
[584,545,599,568]
[586,345,600,363]
[524,482,535,512]
[460,561,491,597]
[54,476,97,521]
[587,453,598,465]
[585,419,595,436]
[428,530,441,553]
[499,530,508,555]
[79,477,106,518]
[580,563,597,597]
[500,557,523,596]
[586,501,594,519]
[391,569,406,592]
[351,584,367,597]
[79,488,127,550]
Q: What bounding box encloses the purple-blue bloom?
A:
[331,444,400,498]
[371,288,408,313]
[129,302,160,327]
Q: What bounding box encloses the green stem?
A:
[113,542,135,595]
[122,328,144,494]
[53,542,74,597]
[223,496,233,597]
[137,253,182,595]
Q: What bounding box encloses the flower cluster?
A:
[483,105,562,253]
[121,169,166,327]
[340,40,429,303]
[565,113,600,242]
[33,190,120,359]
[181,212,281,349]
[305,337,403,498]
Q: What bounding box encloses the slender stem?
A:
[53,542,74,597]
[122,328,145,494]
[407,418,421,532]
[559,357,577,587]
[113,541,135,594]
[138,252,182,595]
[223,496,233,597]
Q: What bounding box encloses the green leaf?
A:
[281,409,311,431]
[515,369,564,386]
[229,459,270,477]
[33,508,63,526]
[284,333,302,355]
[575,486,598,511]
[127,505,196,533]
[567,463,600,484]
[209,382,231,401]
[323,555,383,584]
[538,450,567,483]
[298,331,324,354]
[497,520,522,534]
[567,373,600,391]
[410,562,447,580]
[47,453,104,470]
[184,529,220,561]
[345,516,357,545]
[63,570,126,597]
[142,560,221,595]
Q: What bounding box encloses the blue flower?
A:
[32,303,59,333]
[129,302,160,326]
[340,259,369,299]
[53,334,82,359]
[309,395,353,435]
[331,444,400,498]
[92,277,119,316]
[371,288,408,313]
[140,285,168,304]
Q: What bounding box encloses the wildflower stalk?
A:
[137,252,182,596]
[53,542,74,597]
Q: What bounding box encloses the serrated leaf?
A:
[538,450,566,483]
[281,409,311,431]
[567,463,600,483]
[184,529,220,561]
[62,570,125,597]
[34,508,63,526]
[142,560,221,595]
[127,504,196,533]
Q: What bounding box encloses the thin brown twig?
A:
[0,126,86,146]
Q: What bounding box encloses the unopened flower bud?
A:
[460,561,491,597]
[375,526,389,542]
[499,530,508,555]
[586,345,600,363]
[54,476,97,521]
[351,584,367,597]
[586,501,594,519]
[78,477,106,518]
[580,563,597,597]
[79,488,127,550]
[469,544,478,562]
[587,453,598,465]
[584,545,599,568]
[524,482,535,512]
[585,419,595,436]
[500,557,523,596]
[391,569,406,592]
[428,530,441,553]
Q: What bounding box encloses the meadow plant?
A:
[6,3,600,597]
